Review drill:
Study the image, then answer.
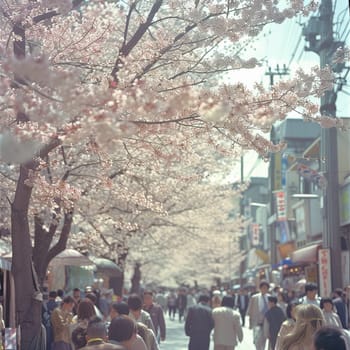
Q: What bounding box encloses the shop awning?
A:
[89,256,123,277]
[50,249,95,267]
[291,243,322,264]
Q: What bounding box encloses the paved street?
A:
[160,314,257,350]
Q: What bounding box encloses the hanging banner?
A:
[275,191,287,221]
[318,248,332,298]
[250,223,260,246]
[297,163,327,189]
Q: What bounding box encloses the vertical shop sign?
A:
[318,248,331,297]
[250,223,260,246]
[275,191,287,221]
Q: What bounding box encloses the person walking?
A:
[71,299,97,349]
[246,280,270,350]
[51,296,74,350]
[263,296,286,350]
[177,289,187,322]
[184,294,214,350]
[275,300,300,350]
[333,288,349,329]
[321,297,342,328]
[167,291,177,320]
[212,295,243,350]
[128,294,155,334]
[280,303,325,350]
[80,317,124,350]
[236,288,249,327]
[142,290,166,342]
[300,283,321,306]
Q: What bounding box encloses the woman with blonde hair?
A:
[280,304,325,350]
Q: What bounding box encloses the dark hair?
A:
[49,291,57,298]
[127,294,142,311]
[259,280,269,289]
[143,290,153,297]
[77,299,95,320]
[334,288,343,297]
[320,297,333,309]
[73,288,81,293]
[221,296,235,308]
[85,293,97,305]
[57,289,64,297]
[108,315,136,342]
[268,296,278,304]
[198,294,210,303]
[305,282,318,292]
[111,302,129,315]
[86,317,106,338]
[62,296,75,304]
[286,301,300,319]
[313,326,346,350]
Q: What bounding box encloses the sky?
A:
[227,0,350,182]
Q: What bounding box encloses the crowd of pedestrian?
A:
[42,287,166,350]
[40,281,350,350]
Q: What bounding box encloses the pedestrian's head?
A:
[305,283,318,299]
[268,296,278,308]
[77,298,96,320]
[57,289,64,298]
[48,290,57,300]
[127,294,142,311]
[286,300,300,320]
[313,326,347,350]
[320,298,334,312]
[221,296,234,308]
[281,304,325,350]
[198,294,210,304]
[110,302,129,320]
[259,280,269,294]
[61,295,75,312]
[73,288,81,300]
[108,315,137,346]
[86,317,107,341]
[333,288,343,298]
[85,292,97,305]
[143,290,154,307]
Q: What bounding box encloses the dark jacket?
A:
[185,302,214,337]
[176,294,187,311]
[264,305,286,349]
[237,294,249,312]
[333,297,348,329]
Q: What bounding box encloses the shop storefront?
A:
[290,243,322,284]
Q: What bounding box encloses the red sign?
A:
[318,248,331,297]
[275,191,287,221]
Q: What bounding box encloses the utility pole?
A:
[303,0,344,288]
[265,64,289,86]
[266,65,289,267]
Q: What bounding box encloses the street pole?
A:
[304,0,343,288]
[266,65,289,267]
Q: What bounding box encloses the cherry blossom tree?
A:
[0,0,339,347]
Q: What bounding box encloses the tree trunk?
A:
[11,165,43,349]
[109,273,124,297]
[130,262,142,295]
